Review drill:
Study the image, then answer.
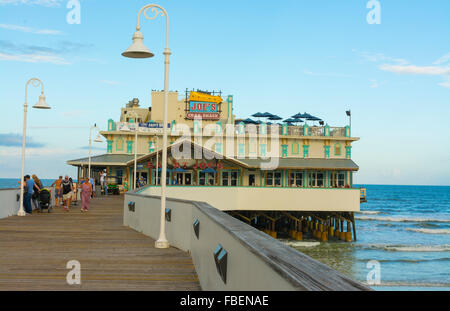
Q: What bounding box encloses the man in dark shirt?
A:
[61,175,73,211]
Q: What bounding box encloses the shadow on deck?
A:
[0,195,200,291]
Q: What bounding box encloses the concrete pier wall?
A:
[124,192,369,291]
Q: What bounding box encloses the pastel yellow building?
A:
[68,90,364,241]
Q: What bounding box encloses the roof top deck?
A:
[0,196,200,291]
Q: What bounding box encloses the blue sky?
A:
[0,0,449,185]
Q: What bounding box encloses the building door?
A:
[249,174,255,186]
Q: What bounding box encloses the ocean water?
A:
[0,178,59,189]
[285,185,450,291]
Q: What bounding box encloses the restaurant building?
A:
[68,90,365,241]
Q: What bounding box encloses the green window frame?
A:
[334,143,342,156]
[107,140,113,153]
[116,138,124,152]
[126,141,133,154]
[281,145,288,158]
[303,145,310,158]
[149,141,155,153]
[324,145,330,159]
[346,146,352,159]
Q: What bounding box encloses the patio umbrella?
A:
[252,112,265,118]
[261,112,275,118]
[243,118,258,124]
[268,115,282,121]
[202,168,217,173]
[173,168,187,173]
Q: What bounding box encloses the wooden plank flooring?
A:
[0,196,200,291]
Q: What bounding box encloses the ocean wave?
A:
[361,244,450,252]
[284,241,321,248]
[406,228,450,235]
[357,211,381,215]
[355,215,450,223]
[357,257,450,263]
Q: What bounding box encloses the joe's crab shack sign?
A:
[186,91,222,120]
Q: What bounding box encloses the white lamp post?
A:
[156,136,159,185]
[122,3,170,249]
[18,78,51,217]
[88,124,103,180]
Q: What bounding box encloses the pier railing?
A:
[124,191,370,291]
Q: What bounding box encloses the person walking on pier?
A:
[61,176,73,211]
[51,176,63,207]
[31,175,43,211]
[81,177,92,212]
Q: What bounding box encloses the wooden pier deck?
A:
[0,196,200,291]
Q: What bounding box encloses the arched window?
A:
[334,143,342,156]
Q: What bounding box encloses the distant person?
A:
[51,176,63,207]
[138,176,145,188]
[81,177,92,212]
[24,175,39,214]
[69,177,77,206]
[31,174,43,211]
[89,177,95,198]
[123,179,129,192]
[61,176,73,211]
[100,171,107,196]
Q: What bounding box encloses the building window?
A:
[238,143,245,158]
[149,141,155,153]
[324,145,330,159]
[199,172,216,186]
[331,172,346,187]
[238,122,245,135]
[260,123,267,135]
[292,143,300,155]
[193,120,200,134]
[215,143,222,154]
[171,120,177,134]
[282,124,288,136]
[216,121,222,134]
[266,171,282,187]
[346,146,352,159]
[260,144,267,157]
[126,141,133,154]
[282,145,288,158]
[290,172,303,187]
[303,145,310,158]
[116,138,124,151]
[309,171,324,187]
[222,171,239,186]
[334,143,341,156]
[107,140,113,153]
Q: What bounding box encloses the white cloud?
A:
[433,53,450,65]
[0,24,63,35]
[0,146,77,157]
[379,64,450,75]
[0,52,70,64]
[353,49,409,65]
[369,79,379,88]
[438,82,450,88]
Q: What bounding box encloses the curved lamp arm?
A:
[136,4,169,50]
[25,78,44,104]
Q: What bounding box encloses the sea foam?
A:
[355,215,450,223]
[406,228,450,235]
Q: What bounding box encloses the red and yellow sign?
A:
[187,92,222,120]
